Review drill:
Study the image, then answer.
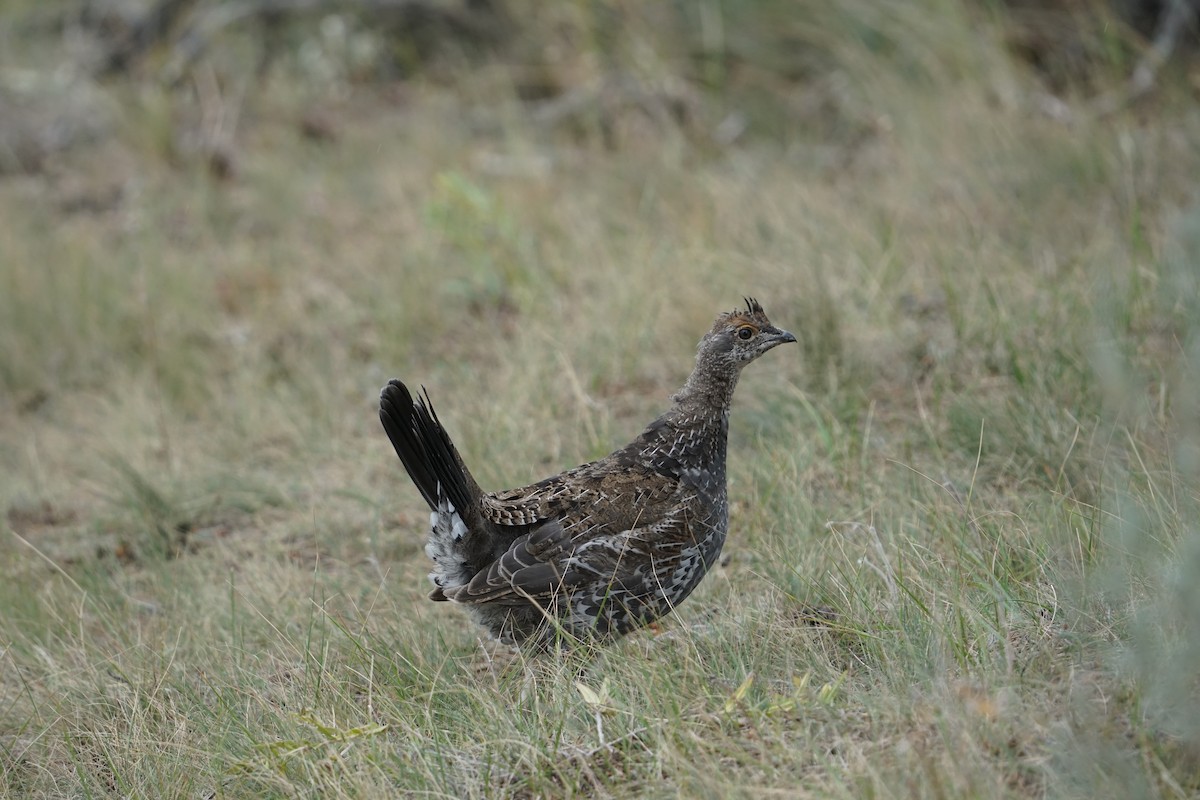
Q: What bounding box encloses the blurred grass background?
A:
[1,0,1199,796]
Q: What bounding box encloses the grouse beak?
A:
[772,328,798,346]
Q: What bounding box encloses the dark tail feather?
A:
[379,379,477,515]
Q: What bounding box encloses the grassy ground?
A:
[3,4,1200,797]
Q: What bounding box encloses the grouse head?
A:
[702,296,797,367]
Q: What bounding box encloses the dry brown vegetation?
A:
[2,1,1200,797]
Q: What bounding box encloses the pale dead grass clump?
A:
[3,2,1200,797]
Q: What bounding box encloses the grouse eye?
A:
[736,326,755,341]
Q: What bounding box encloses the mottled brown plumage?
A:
[379,298,796,646]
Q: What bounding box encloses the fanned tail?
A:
[379,380,478,516]
[380,379,492,599]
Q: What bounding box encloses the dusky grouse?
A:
[380,298,796,646]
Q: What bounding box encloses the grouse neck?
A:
[672,358,742,413]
